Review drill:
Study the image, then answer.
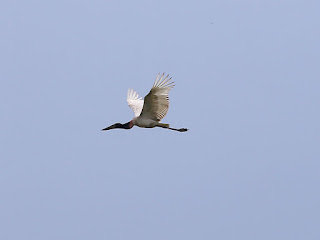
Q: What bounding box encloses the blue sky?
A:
[1,0,320,239]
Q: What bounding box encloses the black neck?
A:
[120,122,131,129]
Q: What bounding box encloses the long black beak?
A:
[102,124,117,131]
[101,122,131,131]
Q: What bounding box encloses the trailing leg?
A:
[156,123,189,132]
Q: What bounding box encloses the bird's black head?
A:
[102,121,132,131]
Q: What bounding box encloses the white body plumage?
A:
[133,117,158,128]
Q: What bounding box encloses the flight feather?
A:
[127,89,144,117]
[140,73,174,121]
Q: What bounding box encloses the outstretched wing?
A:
[127,89,144,117]
[139,73,175,121]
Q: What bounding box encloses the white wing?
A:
[127,89,144,117]
[139,73,174,121]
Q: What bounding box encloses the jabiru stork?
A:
[102,73,188,132]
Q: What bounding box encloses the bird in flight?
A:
[102,73,188,132]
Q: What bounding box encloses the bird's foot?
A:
[178,128,189,132]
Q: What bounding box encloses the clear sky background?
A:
[1,0,319,239]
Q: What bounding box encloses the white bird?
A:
[102,73,188,132]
